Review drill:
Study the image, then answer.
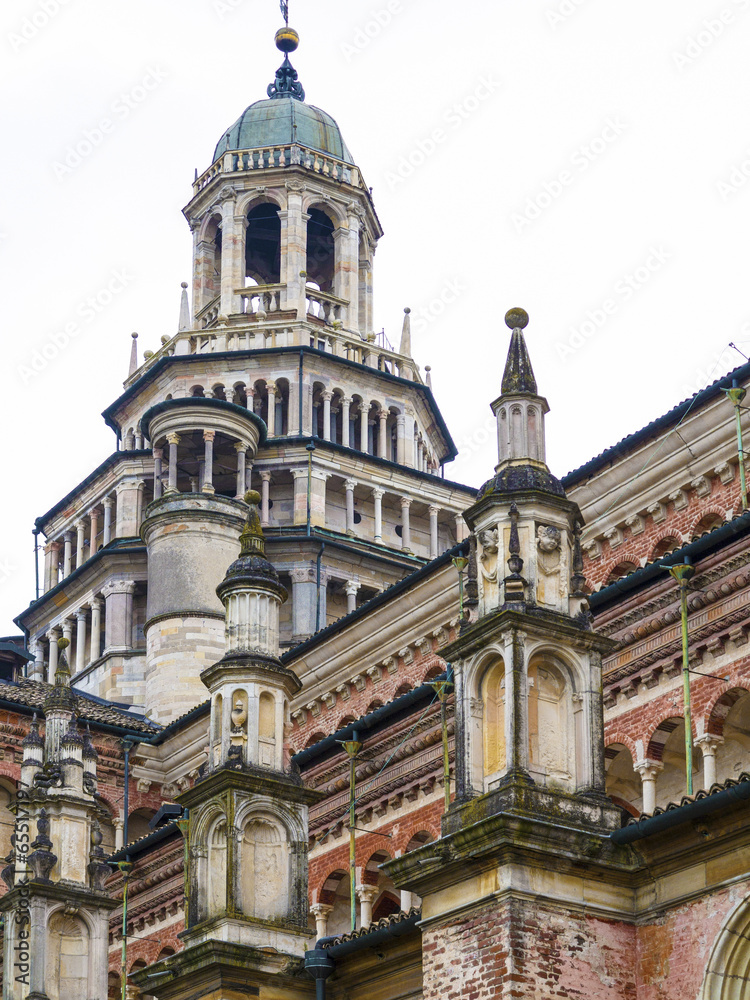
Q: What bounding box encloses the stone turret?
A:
[0,639,116,1000]
[151,489,322,997]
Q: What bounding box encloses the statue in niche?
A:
[536,525,562,607]
[478,527,500,607]
[230,698,248,750]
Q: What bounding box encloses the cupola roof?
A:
[212,25,354,165]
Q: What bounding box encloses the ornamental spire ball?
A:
[505,308,529,331]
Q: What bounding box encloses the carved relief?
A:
[478,527,499,607]
[536,525,561,608]
[241,818,289,920]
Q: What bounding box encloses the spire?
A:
[268,24,305,101]
[501,308,537,395]
[238,490,266,558]
[178,282,191,332]
[424,365,433,389]
[45,638,74,713]
[400,307,412,356]
[128,332,138,376]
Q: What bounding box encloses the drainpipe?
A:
[32,527,41,602]
[306,441,316,537]
[431,665,454,812]
[315,542,326,632]
[725,379,748,509]
[342,733,362,932]
[668,560,695,796]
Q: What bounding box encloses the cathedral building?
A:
[2,19,750,1000]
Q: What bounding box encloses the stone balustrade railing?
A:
[193,144,364,195]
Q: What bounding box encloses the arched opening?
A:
[528,656,575,790]
[252,379,269,425]
[319,869,350,937]
[647,717,701,808]
[651,535,682,560]
[245,203,281,284]
[481,659,506,782]
[363,849,400,922]
[312,382,325,438]
[405,829,435,853]
[275,377,290,436]
[258,691,276,768]
[701,894,750,998]
[604,743,641,817]
[692,512,724,540]
[47,911,89,1000]
[127,808,156,843]
[196,214,222,318]
[307,208,335,291]
[606,561,639,585]
[709,688,750,785]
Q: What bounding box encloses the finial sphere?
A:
[244,489,262,506]
[275,26,299,52]
[505,308,529,330]
[57,637,70,651]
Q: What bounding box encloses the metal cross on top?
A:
[280,0,289,25]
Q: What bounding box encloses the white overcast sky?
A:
[2,0,750,633]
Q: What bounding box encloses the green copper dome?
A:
[212,98,354,165]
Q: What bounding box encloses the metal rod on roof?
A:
[725,380,748,509]
[669,560,695,797]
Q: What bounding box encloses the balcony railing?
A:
[193,144,365,195]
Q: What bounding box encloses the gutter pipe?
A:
[611,776,750,845]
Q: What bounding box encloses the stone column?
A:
[400,497,412,552]
[341,397,351,448]
[47,629,59,682]
[454,513,465,543]
[62,618,73,649]
[345,479,356,536]
[372,488,384,543]
[115,479,143,538]
[87,509,98,557]
[260,471,271,526]
[310,903,333,940]
[356,885,378,930]
[75,610,87,673]
[29,642,45,682]
[90,597,102,663]
[400,890,413,912]
[63,531,73,578]
[429,505,439,559]
[73,520,84,569]
[396,413,406,465]
[378,409,388,459]
[696,734,724,789]
[153,446,164,500]
[46,542,60,591]
[322,390,333,441]
[246,460,253,492]
[166,432,180,493]
[344,580,360,614]
[202,430,216,494]
[102,496,114,545]
[114,818,124,851]
[503,629,532,783]
[266,382,277,437]
[635,761,663,815]
[235,443,247,499]
[359,402,369,453]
